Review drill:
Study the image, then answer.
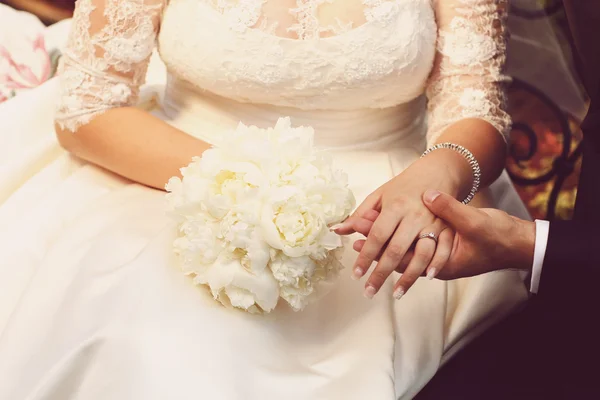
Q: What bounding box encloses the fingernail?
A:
[393,287,405,300]
[364,285,377,299]
[423,190,441,204]
[351,267,364,280]
[427,268,437,280]
[330,223,346,231]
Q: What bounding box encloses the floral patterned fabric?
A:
[0,5,63,103]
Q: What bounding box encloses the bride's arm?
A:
[54,0,209,190]
[423,0,511,198]
[56,108,210,190]
[339,0,512,298]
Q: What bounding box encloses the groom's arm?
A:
[535,135,600,296]
[537,221,600,298]
[417,180,600,291]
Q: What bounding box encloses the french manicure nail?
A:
[351,267,364,280]
[423,190,441,204]
[330,223,346,231]
[393,287,405,300]
[427,268,437,280]
[364,285,377,299]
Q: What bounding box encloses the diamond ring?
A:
[418,232,438,245]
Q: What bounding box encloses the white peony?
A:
[166,117,355,313]
[270,250,344,312]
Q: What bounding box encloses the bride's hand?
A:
[346,210,455,298]
[334,149,471,299]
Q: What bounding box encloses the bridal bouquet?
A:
[166,117,355,313]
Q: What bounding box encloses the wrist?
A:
[417,148,473,200]
[510,219,536,271]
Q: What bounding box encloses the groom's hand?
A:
[343,191,536,280]
[418,190,535,279]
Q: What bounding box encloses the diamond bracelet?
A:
[420,143,481,205]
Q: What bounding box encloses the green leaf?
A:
[48,49,63,78]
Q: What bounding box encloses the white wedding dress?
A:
[0,1,529,399]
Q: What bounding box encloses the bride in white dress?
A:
[0,0,530,399]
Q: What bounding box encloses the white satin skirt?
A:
[0,77,529,400]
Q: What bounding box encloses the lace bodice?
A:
[55,0,511,144]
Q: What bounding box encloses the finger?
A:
[392,236,436,300]
[333,216,373,236]
[353,239,365,253]
[361,209,380,222]
[393,249,414,273]
[353,210,401,283]
[425,228,453,280]
[353,240,415,266]
[364,220,418,298]
[422,190,483,232]
[331,210,380,235]
[351,192,382,220]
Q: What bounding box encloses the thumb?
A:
[422,190,477,231]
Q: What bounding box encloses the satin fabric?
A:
[0,73,529,399]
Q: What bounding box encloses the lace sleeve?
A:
[55,0,165,132]
[426,0,511,145]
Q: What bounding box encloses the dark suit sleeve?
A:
[537,130,600,298]
[538,220,600,297]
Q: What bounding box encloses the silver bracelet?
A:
[421,143,481,205]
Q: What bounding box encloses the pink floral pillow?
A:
[0,4,62,103]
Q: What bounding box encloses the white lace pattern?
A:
[55,0,165,131]
[426,0,511,142]
[207,0,397,40]
[288,0,346,40]
[55,0,511,144]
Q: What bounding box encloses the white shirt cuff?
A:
[530,220,550,294]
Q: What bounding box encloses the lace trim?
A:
[206,0,397,40]
[363,0,396,21]
[288,0,354,40]
[55,0,165,132]
[210,0,264,33]
[426,0,511,143]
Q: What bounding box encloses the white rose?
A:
[197,254,280,313]
[172,216,223,274]
[220,218,270,273]
[200,153,268,220]
[270,250,344,311]
[260,187,334,258]
[270,253,316,311]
